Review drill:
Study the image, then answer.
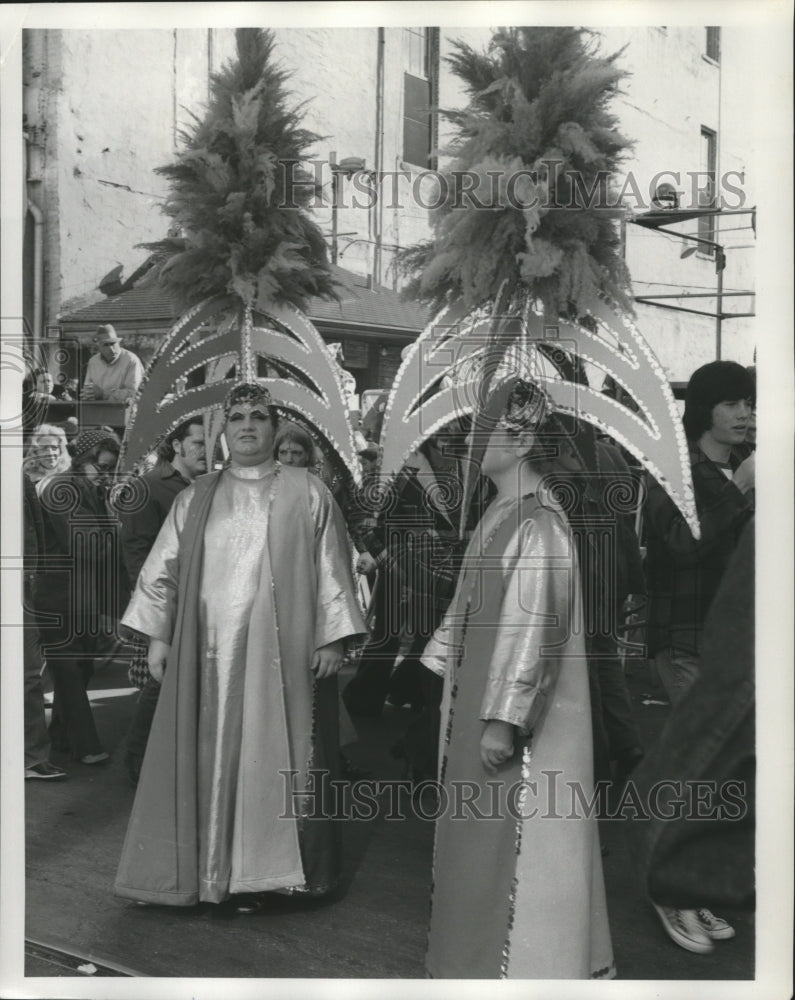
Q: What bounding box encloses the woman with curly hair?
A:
[36,428,126,764]
[24,423,71,495]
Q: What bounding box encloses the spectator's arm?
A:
[82,360,100,400]
[119,482,162,588]
[40,479,75,552]
[644,471,752,568]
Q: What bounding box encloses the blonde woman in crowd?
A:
[24,423,72,495]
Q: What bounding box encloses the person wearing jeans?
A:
[643,360,755,953]
[23,475,67,780]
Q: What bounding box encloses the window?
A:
[404,26,430,78]
[705,27,720,62]
[402,28,439,169]
[698,126,717,253]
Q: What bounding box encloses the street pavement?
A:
[22,657,754,981]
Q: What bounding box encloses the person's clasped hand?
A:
[312,639,344,678]
[480,719,516,773]
[356,552,378,575]
[147,637,170,683]
[732,453,755,494]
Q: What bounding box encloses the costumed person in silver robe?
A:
[422,380,615,979]
[115,382,366,910]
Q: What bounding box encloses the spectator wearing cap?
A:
[82,324,144,403]
[36,427,127,764]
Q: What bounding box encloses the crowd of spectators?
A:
[21,353,756,963]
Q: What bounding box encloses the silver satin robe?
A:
[122,461,365,902]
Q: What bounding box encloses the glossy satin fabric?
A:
[424,494,615,979]
[118,462,365,904]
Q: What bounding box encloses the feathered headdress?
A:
[120,29,359,482]
[143,28,335,311]
[384,27,697,538]
[398,27,633,321]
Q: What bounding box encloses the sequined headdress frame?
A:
[378,292,700,539]
[119,296,360,483]
[222,382,273,420]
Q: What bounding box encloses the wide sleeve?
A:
[121,485,193,643]
[309,480,368,649]
[479,508,577,736]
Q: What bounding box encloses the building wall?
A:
[603,25,756,378]
[24,23,755,385]
[24,28,215,323]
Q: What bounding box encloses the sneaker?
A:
[697,908,736,940]
[25,761,67,780]
[652,904,714,954]
[80,751,109,765]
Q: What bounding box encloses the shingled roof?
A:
[59,263,429,338]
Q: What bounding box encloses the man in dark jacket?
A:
[343,433,464,719]
[118,418,206,783]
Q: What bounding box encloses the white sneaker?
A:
[697,908,736,940]
[653,904,714,954]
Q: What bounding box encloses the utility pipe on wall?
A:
[27,196,44,346]
[25,125,44,346]
[373,28,385,287]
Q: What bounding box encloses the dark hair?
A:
[157,417,204,462]
[682,361,755,441]
[73,435,120,472]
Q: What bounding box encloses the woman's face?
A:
[277,440,309,467]
[83,448,117,481]
[35,436,61,469]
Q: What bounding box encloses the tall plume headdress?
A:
[382,26,699,538]
[119,29,359,484]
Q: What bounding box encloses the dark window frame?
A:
[705,26,721,63]
[402,27,440,170]
[697,126,718,255]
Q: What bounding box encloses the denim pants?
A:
[23,609,51,768]
[654,648,701,707]
[39,611,104,759]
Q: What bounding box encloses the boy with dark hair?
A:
[646,360,755,703]
[643,359,755,953]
